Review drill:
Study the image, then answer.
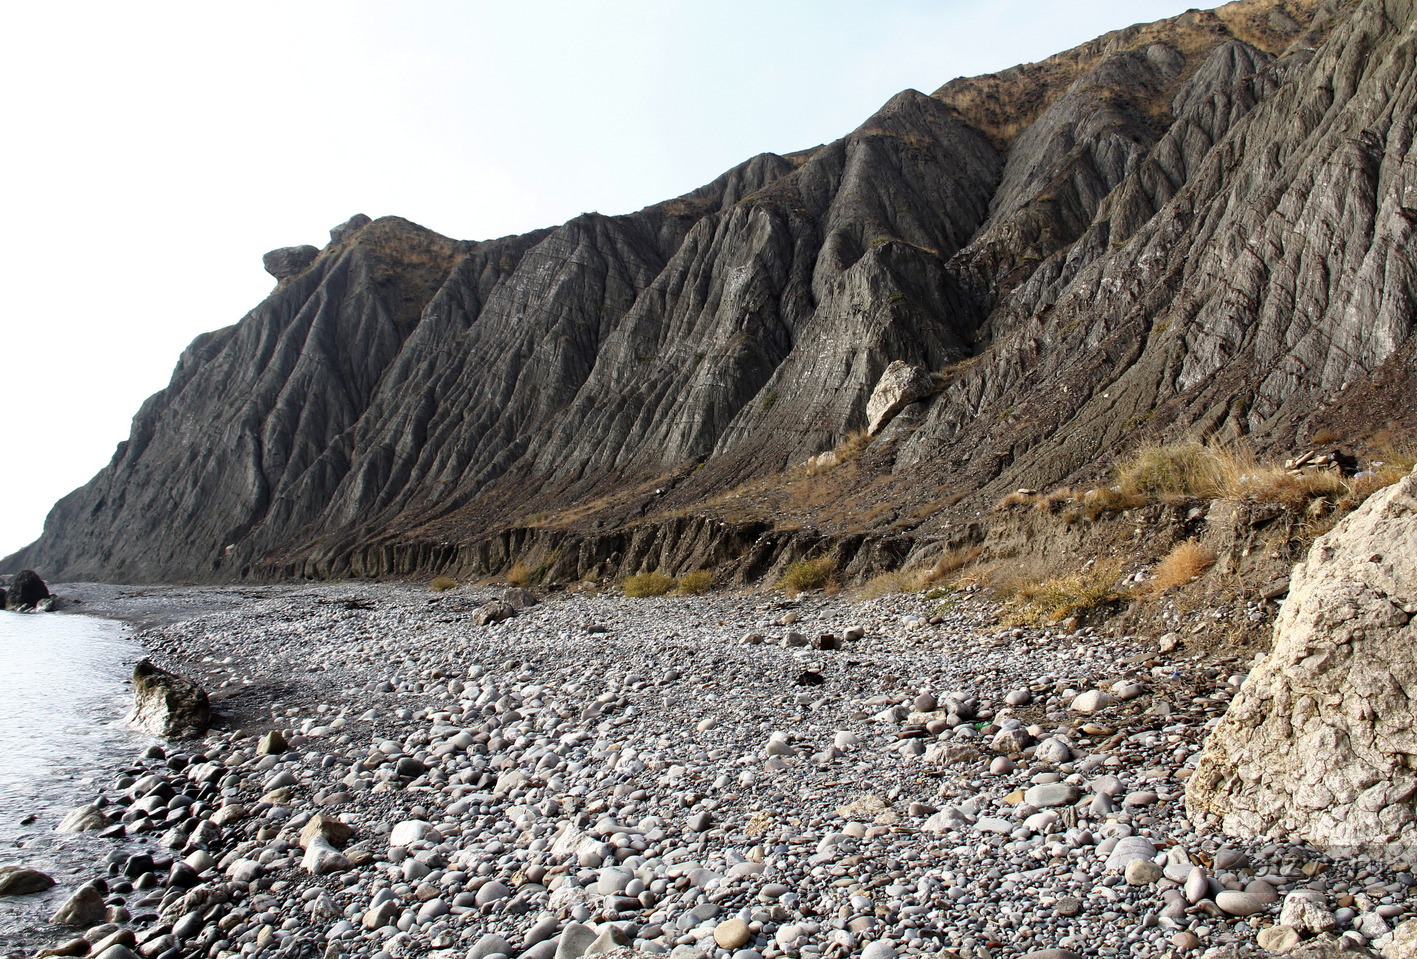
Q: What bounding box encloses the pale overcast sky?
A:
[0,0,1201,561]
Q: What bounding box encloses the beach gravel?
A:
[11,581,1415,959]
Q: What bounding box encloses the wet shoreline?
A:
[0,606,155,953]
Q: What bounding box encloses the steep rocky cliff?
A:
[8,0,1416,584]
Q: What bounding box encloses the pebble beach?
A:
[6,582,1414,959]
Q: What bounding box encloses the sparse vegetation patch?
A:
[1141,539,1216,598]
[778,556,838,592]
[997,558,1127,626]
[675,569,714,595]
[1115,443,1229,499]
[623,571,676,597]
[856,570,910,600]
[924,546,982,586]
[506,561,531,588]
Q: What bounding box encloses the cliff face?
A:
[9,0,1417,583]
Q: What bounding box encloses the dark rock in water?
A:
[55,803,110,833]
[128,659,210,739]
[329,213,372,245]
[167,861,200,889]
[6,569,48,610]
[0,586,5,608]
[49,882,106,925]
[0,865,56,895]
[261,244,319,279]
[93,945,140,959]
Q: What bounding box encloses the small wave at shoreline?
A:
[0,610,153,949]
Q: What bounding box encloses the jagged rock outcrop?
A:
[262,245,319,279]
[1186,465,1417,852]
[6,0,1415,585]
[5,569,48,610]
[329,213,372,245]
[128,659,210,739]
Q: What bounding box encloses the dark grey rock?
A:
[0,865,55,895]
[128,659,210,739]
[394,756,426,779]
[473,601,517,626]
[5,569,48,609]
[329,213,372,245]
[261,245,319,279]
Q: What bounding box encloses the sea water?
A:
[0,610,152,950]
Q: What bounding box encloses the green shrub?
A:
[778,556,838,592]
[675,569,714,595]
[623,571,676,597]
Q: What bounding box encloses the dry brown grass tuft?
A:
[803,429,873,478]
[1098,441,1402,514]
[993,490,1037,511]
[778,556,838,593]
[834,428,872,464]
[855,571,909,600]
[1115,443,1229,499]
[1077,486,1149,520]
[675,569,714,596]
[430,576,458,592]
[506,561,531,588]
[998,558,1127,626]
[924,546,983,586]
[623,571,676,598]
[1140,539,1215,598]
[1229,466,1347,510]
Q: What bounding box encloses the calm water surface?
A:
[0,610,153,950]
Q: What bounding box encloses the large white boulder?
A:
[1187,466,1417,852]
[865,360,933,435]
